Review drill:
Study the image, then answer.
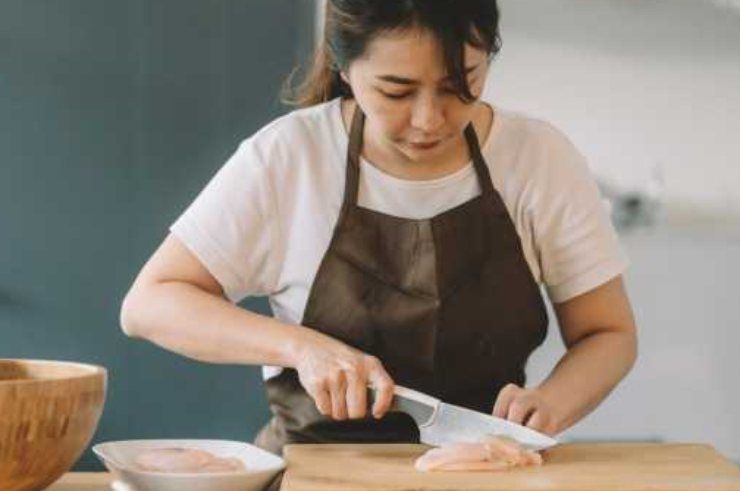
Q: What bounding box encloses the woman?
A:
[121,0,637,459]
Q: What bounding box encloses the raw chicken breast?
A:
[414,435,543,472]
[134,447,246,473]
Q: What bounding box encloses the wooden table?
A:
[47,473,112,490]
[50,443,740,491]
[281,443,740,490]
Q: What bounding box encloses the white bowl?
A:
[92,439,285,491]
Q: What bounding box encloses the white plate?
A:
[93,439,285,491]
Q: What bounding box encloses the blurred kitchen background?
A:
[1,0,738,470]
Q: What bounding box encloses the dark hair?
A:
[280,0,502,108]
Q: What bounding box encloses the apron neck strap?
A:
[344,104,494,209]
[344,102,365,208]
[463,122,495,198]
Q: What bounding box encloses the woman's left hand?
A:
[492,383,561,436]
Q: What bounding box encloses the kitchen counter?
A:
[47,472,111,490]
[50,442,740,491]
[281,442,740,490]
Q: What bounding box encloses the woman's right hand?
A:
[292,328,395,421]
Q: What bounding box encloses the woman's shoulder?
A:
[492,106,580,156]
[224,99,343,184]
[220,100,345,209]
[488,106,596,208]
[244,98,341,152]
[489,106,590,185]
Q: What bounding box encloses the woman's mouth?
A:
[408,139,441,150]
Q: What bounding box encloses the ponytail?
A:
[280,40,352,108]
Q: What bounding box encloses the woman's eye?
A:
[380,91,411,100]
[379,88,459,100]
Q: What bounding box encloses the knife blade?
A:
[368,385,558,451]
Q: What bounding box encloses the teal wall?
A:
[0,1,315,470]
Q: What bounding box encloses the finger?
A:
[506,398,536,426]
[311,383,332,417]
[345,369,367,419]
[366,358,394,418]
[525,410,555,436]
[328,371,348,420]
[492,384,519,418]
[524,409,546,432]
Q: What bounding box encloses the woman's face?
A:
[341,27,490,163]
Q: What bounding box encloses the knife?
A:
[368,385,558,451]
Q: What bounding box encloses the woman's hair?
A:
[280,0,501,108]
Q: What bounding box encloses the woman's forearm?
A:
[120,281,311,367]
[536,329,637,433]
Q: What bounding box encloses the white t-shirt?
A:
[170,97,629,381]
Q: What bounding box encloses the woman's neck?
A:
[340,99,493,181]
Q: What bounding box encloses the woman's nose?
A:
[410,96,445,135]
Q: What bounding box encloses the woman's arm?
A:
[120,233,396,419]
[493,275,638,435]
[120,234,309,366]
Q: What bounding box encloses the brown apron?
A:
[254,102,548,459]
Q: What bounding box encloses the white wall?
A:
[489,0,740,461]
[487,0,740,222]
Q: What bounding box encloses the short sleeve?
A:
[531,125,629,304]
[169,138,279,303]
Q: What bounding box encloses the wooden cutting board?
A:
[281,442,740,490]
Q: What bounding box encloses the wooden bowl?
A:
[0,359,107,491]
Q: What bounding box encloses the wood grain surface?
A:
[281,442,740,490]
[46,472,110,490]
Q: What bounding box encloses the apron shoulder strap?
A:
[343,104,364,209]
[463,123,495,199]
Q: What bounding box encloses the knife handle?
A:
[366,384,441,409]
[366,384,439,426]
